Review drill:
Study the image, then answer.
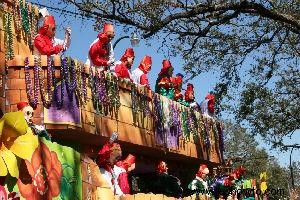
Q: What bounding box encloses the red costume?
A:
[96,142,121,172]
[184,83,200,110]
[89,23,115,68]
[171,73,184,101]
[224,166,246,186]
[156,161,168,174]
[155,60,173,92]
[205,94,215,115]
[115,154,136,194]
[131,55,152,87]
[34,15,64,56]
[114,48,135,80]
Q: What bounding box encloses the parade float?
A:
[0,0,227,199]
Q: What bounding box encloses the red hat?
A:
[123,154,136,165]
[156,161,168,174]
[205,94,214,101]
[103,23,114,33]
[196,164,209,177]
[120,48,135,62]
[116,154,136,171]
[159,59,172,76]
[96,142,121,167]
[43,15,56,27]
[138,55,152,73]
[17,102,29,111]
[171,76,183,88]
[184,83,194,101]
[38,15,56,35]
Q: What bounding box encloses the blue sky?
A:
[34,0,299,167]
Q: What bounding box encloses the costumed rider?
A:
[17,102,51,140]
[171,73,188,105]
[155,59,174,99]
[201,93,215,118]
[184,83,200,111]
[115,154,136,194]
[0,111,38,179]
[188,164,211,200]
[131,55,152,88]
[211,166,246,200]
[152,161,183,198]
[88,23,115,70]
[112,48,135,81]
[34,14,71,56]
[96,132,124,196]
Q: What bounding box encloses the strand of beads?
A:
[131,83,139,125]
[65,57,77,101]
[153,94,165,145]
[13,0,22,34]
[98,70,108,106]
[4,12,14,60]
[190,110,199,137]
[172,102,182,138]
[141,87,151,117]
[20,0,30,35]
[203,117,211,158]
[89,66,100,112]
[81,65,88,104]
[75,60,83,106]
[30,5,39,50]
[25,57,39,108]
[181,106,189,140]
[36,55,53,108]
[26,2,33,47]
[106,73,120,118]
[53,58,65,109]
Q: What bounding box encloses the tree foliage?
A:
[224,122,290,200]
[60,0,300,147]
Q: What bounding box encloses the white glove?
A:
[65,27,71,36]
[63,27,71,51]
[34,125,45,131]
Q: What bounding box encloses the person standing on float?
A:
[112,48,135,81]
[184,83,201,111]
[131,55,152,87]
[88,23,115,70]
[115,154,136,194]
[201,94,215,118]
[34,15,71,56]
[155,59,175,99]
[189,164,211,200]
[171,73,189,106]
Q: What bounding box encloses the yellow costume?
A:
[0,111,38,178]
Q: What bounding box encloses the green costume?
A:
[188,177,211,197]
